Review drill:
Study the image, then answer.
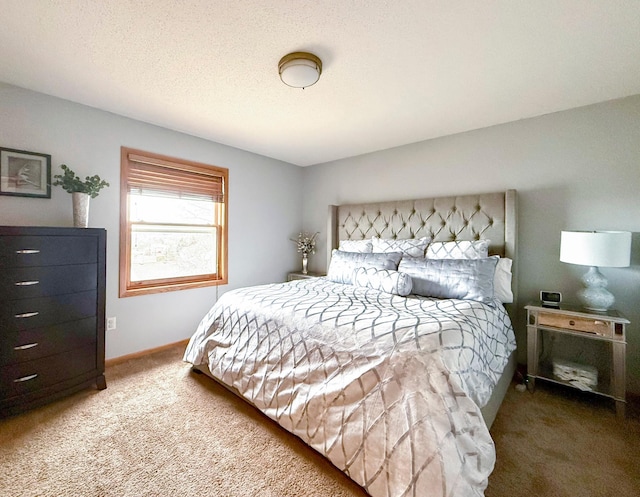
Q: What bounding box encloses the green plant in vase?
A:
[53,164,109,227]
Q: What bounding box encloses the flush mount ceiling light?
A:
[278,52,322,88]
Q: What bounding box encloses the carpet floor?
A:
[1,343,638,497]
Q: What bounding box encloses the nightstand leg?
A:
[526,324,539,391]
[612,341,626,419]
[527,376,536,391]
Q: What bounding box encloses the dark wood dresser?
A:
[0,226,106,416]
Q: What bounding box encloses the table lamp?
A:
[560,230,631,311]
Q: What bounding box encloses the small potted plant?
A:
[53,164,109,227]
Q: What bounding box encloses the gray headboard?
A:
[327,190,518,298]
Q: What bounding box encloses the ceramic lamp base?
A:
[578,266,614,311]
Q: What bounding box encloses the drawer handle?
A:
[14,342,39,350]
[14,374,38,383]
[15,311,39,319]
[569,320,575,326]
[15,249,40,254]
[15,280,40,286]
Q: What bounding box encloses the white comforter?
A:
[184,278,516,497]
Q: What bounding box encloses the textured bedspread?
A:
[184,278,516,497]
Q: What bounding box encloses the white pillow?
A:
[494,257,514,303]
[372,236,430,258]
[326,250,403,285]
[352,267,413,296]
[338,239,373,253]
[399,256,498,304]
[426,240,490,259]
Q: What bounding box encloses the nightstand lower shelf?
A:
[529,362,612,398]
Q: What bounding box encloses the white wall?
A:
[0,83,303,359]
[302,95,640,394]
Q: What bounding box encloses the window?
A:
[119,147,228,297]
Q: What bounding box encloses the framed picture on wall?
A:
[0,147,51,198]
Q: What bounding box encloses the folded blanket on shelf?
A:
[552,359,598,391]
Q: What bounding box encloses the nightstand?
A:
[525,303,629,418]
[287,271,324,281]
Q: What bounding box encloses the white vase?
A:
[302,254,308,274]
[72,192,90,228]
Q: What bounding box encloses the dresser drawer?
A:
[0,235,97,268]
[538,312,612,338]
[0,264,97,299]
[0,347,97,398]
[0,290,97,331]
[0,317,97,366]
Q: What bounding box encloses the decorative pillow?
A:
[426,239,490,259]
[398,256,499,303]
[371,236,430,257]
[352,267,413,297]
[494,257,514,303]
[338,239,373,253]
[326,250,402,285]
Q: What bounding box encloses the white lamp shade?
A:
[278,52,322,88]
[560,231,631,267]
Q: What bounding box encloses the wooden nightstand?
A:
[525,303,629,418]
[287,271,324,281]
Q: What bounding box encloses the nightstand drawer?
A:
[538,312,612,337]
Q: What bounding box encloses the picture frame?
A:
[0,147,51,198]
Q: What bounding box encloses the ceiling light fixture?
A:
[278,52,322,88]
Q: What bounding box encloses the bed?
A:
[184,190,518,497]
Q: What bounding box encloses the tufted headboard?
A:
[327,190,517,296]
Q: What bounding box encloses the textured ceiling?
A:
[1,1,639,167]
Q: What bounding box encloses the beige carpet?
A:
[1,344,639,497]
[487,376,640,497]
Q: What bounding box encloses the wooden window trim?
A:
[119,147,228,297]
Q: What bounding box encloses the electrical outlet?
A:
[106,317,117,331]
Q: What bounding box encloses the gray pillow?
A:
[425,240,490,259]
[338,239,373,253]
[326,250,402,285]
[352,267,413,296]
[371,236,430,257]
[398,256,498,303]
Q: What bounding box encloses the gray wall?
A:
[0,83,303,359]
[3,81,639,395]
[302,95,640,394]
